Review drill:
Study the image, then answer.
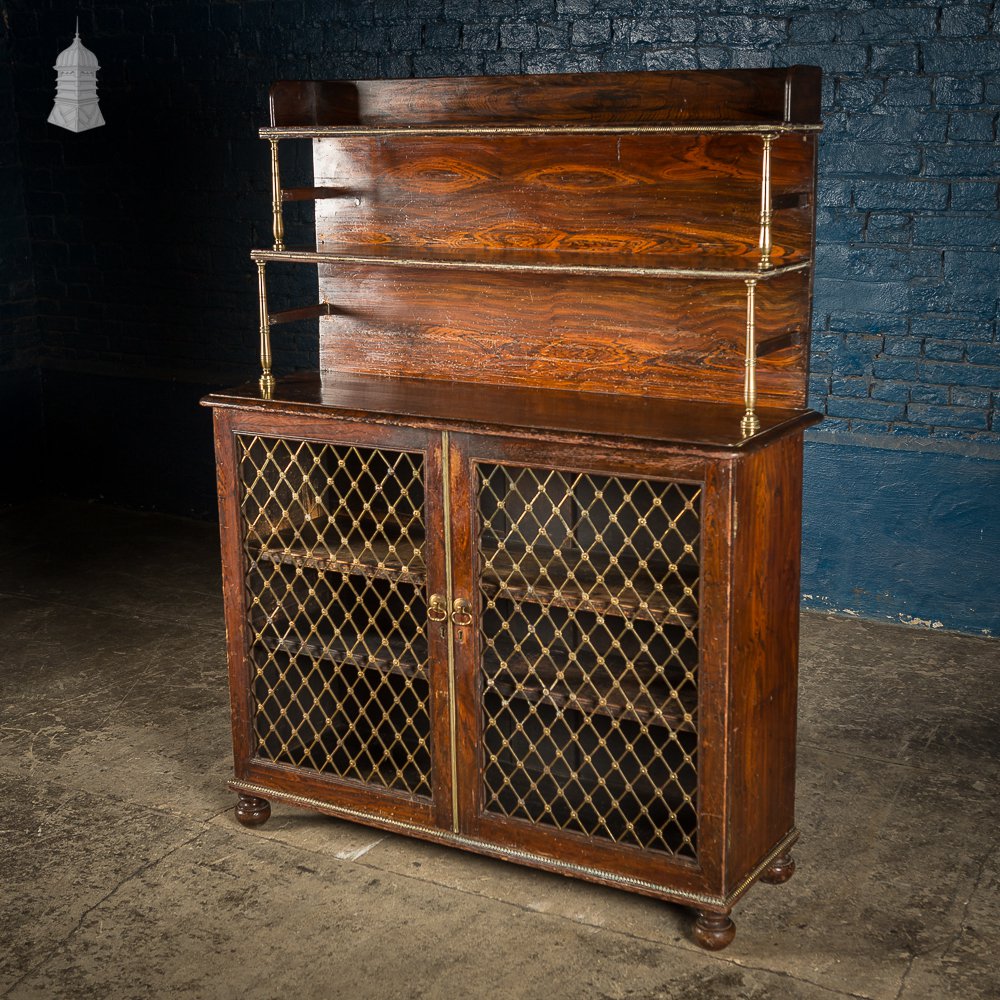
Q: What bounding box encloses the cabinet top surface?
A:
[202,373,820,453]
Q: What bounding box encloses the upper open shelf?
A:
[251,245,811,280]
[249,68,822,427]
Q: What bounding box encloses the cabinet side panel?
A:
[725,433,803,887]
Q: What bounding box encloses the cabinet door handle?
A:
[452,597,473,627]
[428,594,448,622]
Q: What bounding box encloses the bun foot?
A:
[692,910,736,951]
[235,793,271,827]
[761,852,796,885]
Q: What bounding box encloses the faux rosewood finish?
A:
[261,70,821,407]
[202,371,822,455]
[312,261,810,406]
[312,133,813,263]
[269,68,821,129]
[207,69,820,954]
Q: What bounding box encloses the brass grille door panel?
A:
[475,461,702,862]
[237,432,436,803]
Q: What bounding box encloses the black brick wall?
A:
[7,0,999,453]
[1,14,37,371]
[1,15,42,503]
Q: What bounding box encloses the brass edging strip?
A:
[723,829,801,906]
[440,430,459,833]
[260,124,823,139]
[229,779,798,909]
[249,248,811,281]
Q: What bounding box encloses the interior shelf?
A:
[483,647,696,733]
[252,626,428,684]
[249,534,426,587]
[252,616,696,734]
[252,244,810,280]
[481,545,698,628]
[248,529,698,629]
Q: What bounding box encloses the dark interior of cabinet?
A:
[476,462,701,858]
[238,434,433,799]
[235,433,704,858]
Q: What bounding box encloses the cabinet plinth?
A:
[204,67,822,950]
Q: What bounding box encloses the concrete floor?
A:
[0,500,997,1000]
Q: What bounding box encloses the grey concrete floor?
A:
[1,500,997,1000]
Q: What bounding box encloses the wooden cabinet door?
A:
[447,432,731,896]
[215,409,454,831]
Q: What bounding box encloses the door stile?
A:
[423,429,457,832]
[445,431,484,835]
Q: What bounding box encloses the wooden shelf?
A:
[483,647,697,733]
[250,534,425,587]
[254,625,428,684]
[252,245,810,280]
[250,529,696,628]
[481,545,698,628]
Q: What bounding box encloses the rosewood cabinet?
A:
[203,67,822,950]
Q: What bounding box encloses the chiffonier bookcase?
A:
[202,67,822,950]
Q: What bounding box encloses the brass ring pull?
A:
[428,594,448,622]
[452,597,473,627]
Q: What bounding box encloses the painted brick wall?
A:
[8,0,998,439]
[5,0,999,630]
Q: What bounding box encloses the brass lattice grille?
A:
[238,435,432,798]
[477,464,701,858]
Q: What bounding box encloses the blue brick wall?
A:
[4,0,998,630]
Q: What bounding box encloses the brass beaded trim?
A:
[229,778,797,909]
[250,248,810,281]
[261,123,822,139]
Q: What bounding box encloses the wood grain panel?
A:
[315,264,807,405]
[724,433,804,890]
[270,68,821,128]
[313,133,774,260]
[203,372,822,455]
[754,269,811,408]
[768,134,817,268]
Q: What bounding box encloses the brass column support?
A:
[741,278,760,437]
[257,261,275,396]
[758,132,776,271]
[269,139,284,251]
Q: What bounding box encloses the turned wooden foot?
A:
[692,910,736,951]
[235,793,271,827]
[760,851,796,885]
